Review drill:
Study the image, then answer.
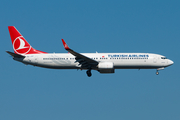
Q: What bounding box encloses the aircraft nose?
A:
[168,59,174,66]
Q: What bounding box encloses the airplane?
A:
[6,26,174,77]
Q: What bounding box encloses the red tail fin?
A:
[8,26,47,55]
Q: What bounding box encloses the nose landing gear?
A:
[156,71,159,75]
[156,67,164,75]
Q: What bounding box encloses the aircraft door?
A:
[153,56,157,63]
[34,56,38,64]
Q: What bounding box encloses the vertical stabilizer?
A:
[8,26,47,55]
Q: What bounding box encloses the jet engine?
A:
[98,62,115,73]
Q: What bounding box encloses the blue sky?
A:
[1,0,179,120]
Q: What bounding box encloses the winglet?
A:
[61,39,70,50]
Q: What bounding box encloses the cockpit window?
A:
[161,57,167,59]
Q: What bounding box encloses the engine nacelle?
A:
[98,62,115,73]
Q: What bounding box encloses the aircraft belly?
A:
[113,60,163,69]
[35,63,79,69]
[30,58,78,69]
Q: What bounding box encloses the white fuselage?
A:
[14,53,173,70]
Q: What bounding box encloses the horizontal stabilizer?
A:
[6,51,25,58]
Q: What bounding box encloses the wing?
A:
[61,39,98,68]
